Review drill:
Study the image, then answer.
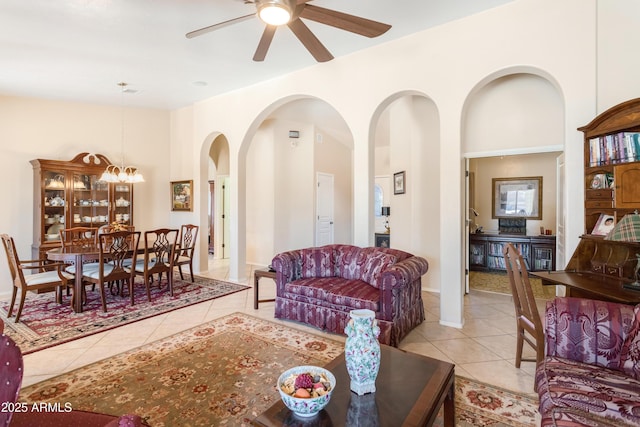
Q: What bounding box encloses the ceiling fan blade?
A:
[299,4,391,38]
[186,13,255,39]
[253,25,277,62]
[288,17,333,62]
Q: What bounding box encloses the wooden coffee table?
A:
[252,344,455,426]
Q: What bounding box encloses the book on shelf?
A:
[589,132,640,166]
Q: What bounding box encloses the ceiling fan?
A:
[186,0,392,62]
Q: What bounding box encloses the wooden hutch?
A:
[31,153,134,259]
[532,98,640,304]
[578,98,640,233]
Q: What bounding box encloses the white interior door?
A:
[316,172,334,246]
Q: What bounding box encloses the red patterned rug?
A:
[19,313,539,426]
[0,274,249,354]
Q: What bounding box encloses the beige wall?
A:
[0,95,170,296]
[470,153,560,235]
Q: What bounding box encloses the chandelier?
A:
[100,82,144,183]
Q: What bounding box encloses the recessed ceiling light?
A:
[192,81,208,87]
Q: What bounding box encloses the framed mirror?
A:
[492,176,542,219]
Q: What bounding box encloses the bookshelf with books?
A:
[579,98,640,234]
[468,234,555,272]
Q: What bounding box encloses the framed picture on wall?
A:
[393,171,406,195]
[492,176,542,219]
[171,180,193,211]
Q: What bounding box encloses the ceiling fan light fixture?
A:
[256,0,293,26]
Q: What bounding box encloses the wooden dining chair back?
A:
[134,228,179,303]
[175,224,199,282]
[503,243,545,369]
[59,227,98,248]
[0,234,72,323]
[82,230,140,312]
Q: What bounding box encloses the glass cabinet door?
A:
[72,173,110,228]
[42,171,67,243]
[113,184,133,226]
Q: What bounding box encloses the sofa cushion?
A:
[300,247,335,279]
[285,277,344,300]
[619,305,640,380]
[359,251,397,288]
[334,245,363,279]
[334,246,396,286]
[284,277,379,312]
[537,356,640,427]
[324,279,380,312]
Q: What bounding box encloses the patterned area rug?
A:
[470,270,556,300]
[19,313,538,426]
[0,274,249,355]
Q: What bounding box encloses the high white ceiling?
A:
[0,0,515,110]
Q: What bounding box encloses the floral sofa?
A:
[535,297,640,427]
[271,244,429,347]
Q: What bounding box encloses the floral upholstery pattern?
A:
[272,244,428,347]
[536,297,640,427]
[620,305,640,380]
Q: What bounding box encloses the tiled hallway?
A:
[20,258,544,400]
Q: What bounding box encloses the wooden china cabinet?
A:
[31,153,134,259]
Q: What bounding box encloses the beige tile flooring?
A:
[20,259,545,401]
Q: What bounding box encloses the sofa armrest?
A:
[376,255,428,322]
[271,250,303,296]
[544,297,636,371]
[378,256,429,291]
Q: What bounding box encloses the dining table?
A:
[47,244,101,313]
[47,238,179,313]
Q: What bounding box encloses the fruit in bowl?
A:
[278,366,336,418]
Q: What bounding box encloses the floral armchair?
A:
[535,297,640,426]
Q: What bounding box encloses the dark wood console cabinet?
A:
[469,233,556,272]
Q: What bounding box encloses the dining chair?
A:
[1,234,73,323]
[59,226,98,248]
[503,243,545,370]
[174,224,199,282]
[58,226,100,301]
[82,230,140,312]
[134,228,179,302]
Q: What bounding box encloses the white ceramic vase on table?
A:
[344,309,381,395]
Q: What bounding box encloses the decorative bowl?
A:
[277,366,335,418]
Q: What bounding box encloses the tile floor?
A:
[20,258,546,401]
